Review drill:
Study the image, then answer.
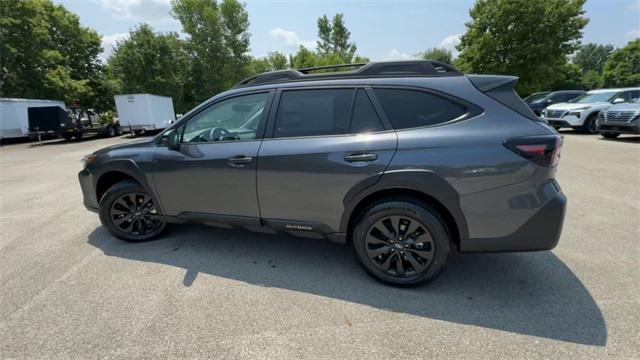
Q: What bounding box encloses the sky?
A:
[52,0,640,62]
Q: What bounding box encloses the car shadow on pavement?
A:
[87,224,606,347]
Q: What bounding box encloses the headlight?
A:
[81,154,97,168]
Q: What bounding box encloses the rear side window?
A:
[275,89,352,138]
[350,90,384,133]
[373,88,466,129]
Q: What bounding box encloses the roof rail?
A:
[233,60,462,88]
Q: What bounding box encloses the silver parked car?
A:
[598,97,640,138]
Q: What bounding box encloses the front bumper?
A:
[544,115,582,128]
[598,121,640,135]
[78,168,99,212]
[461,183,567,253]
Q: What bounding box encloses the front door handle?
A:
[344,153,378,163]
[227,155,253,167]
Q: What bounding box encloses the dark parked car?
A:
[597,97,640,138]
[524,90,585,116]
[79,61,566,286]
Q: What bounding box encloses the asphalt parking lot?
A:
[0,132,638,359]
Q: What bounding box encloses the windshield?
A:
[570,92,617,104]
[524,92,551,104]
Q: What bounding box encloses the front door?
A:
[153,91,273,218]
[257,88,397,232]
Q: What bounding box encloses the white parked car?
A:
[542,88,640,133]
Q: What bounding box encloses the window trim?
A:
[165,90,275,146]
[369,85,483,132]
[264,85,393,140]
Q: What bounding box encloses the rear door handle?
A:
[344,153,378,163]
[227,155,253,167]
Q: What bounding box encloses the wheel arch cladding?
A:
[96,171,139,203]
[94,160,154,205]
[341,170,469,249]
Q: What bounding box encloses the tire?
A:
[105,125,116,137]
[352,199,451,287]
[62,133,73,141]
[115,126,123,136]
[582,114,598,134]
[601,132,619,139]
[99,180,166,242]
[73,131,83,140]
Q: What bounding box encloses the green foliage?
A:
[249,52,289,74]
[456,0,588,94]
[550,63,584,91]
[580,69,602,89]
[0,0,102,107]
[99,110,116,126]
[602,39,640,88]
[171,0,251,106]
[106,24,191,113]
[573,43,614,74]
[316,13,357,63]
[420,47,453,65]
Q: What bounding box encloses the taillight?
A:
[504,135,562,167]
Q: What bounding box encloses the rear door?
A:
[256,87,397,232]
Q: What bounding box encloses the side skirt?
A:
[156,212,347,244]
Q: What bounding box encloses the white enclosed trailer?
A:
[114,94,175,132]
[0,98,66,140]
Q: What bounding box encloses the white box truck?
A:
[0,98,66,141]
[114,94,175,133]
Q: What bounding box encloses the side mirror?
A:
[162,129,180,150]
[612,98,624,104]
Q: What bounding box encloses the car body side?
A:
[79,75,565,253]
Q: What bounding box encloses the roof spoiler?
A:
[467,74,540,122]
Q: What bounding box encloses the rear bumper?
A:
[78,169,99,213]
[460,186,567,253]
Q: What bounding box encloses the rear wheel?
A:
[62,133,73,141]
[352,200,451,286]
[601,132,620,139]
[99,180,166,242]
[582,114,598,134]
[105,125,116,137]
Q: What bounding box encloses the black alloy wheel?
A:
[352,200,450,286]
[110,192,163,237]
[365,215,435,277]
[99,180,166,241]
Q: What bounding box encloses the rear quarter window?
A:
[373,88,467,129]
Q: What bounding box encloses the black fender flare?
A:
[340,169,469,240]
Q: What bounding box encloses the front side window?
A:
[274,89,352,138]
[374,88,466,129]
[182,92,269,143]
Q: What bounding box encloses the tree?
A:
[316,14,357,63]
[602,39,640,88]
[106,24,191,113]
[249,52,289,74]
[573,43,614,74]
[0,0,102,107]
[420,47,453,64]
[171,0,251,104]
[456,0,588,94]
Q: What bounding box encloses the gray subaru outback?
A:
[79,61,566,286]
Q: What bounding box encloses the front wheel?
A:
[582,114,598,134]
[352,200,451,287]
[99,180,166,242]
